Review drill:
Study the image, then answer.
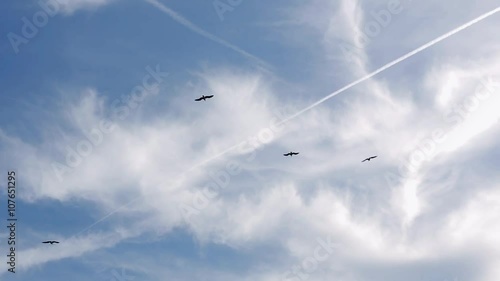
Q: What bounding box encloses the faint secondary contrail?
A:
[144,0,272,70]
[74,197,141,237]
[277,6,500,125]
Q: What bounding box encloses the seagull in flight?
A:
[195,94,214,101]
[42,241,59,244]
[284,152,299,157]
[362,156,377,162]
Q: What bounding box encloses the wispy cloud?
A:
[2,1,500,280]
[280,5,500,125]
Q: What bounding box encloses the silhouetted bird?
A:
[195,95,214,101]
[284,152,299,157]
[362,156,377,162]
[42,241,59,244]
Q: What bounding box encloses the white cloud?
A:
[2,1,500,280]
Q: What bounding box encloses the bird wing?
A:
[362,159,368,162]
[206,95,214,98]
[53,241,60,243]
[195,97,202,101]
[370,156,377,159]
[42,241,50,243]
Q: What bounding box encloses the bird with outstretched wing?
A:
[195,95,214,101]
[362,156,377,162]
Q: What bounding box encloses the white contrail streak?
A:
[144,0,272,70]
[74,198,141,237]
[70,6,499,238]
[183,6,500,169]
[277,6,500,125]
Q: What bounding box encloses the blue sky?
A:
[1,0,500,280]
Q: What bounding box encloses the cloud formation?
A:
[1,0,500,280]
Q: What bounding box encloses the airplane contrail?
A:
[277,6,500,125]
[74,197,141,237]
[144,0,273,70]
[69,6,499,238]
[178,6,500,171]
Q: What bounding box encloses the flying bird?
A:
[362,156,377,162]
[284,152,299,157]
[42,241,59,244]
[194,95,214,101]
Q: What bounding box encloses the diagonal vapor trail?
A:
[70,6,499,239]
[144,0,273,71]
[74,198,141,237]
[181,6,500,171]
[277,6,500,125]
